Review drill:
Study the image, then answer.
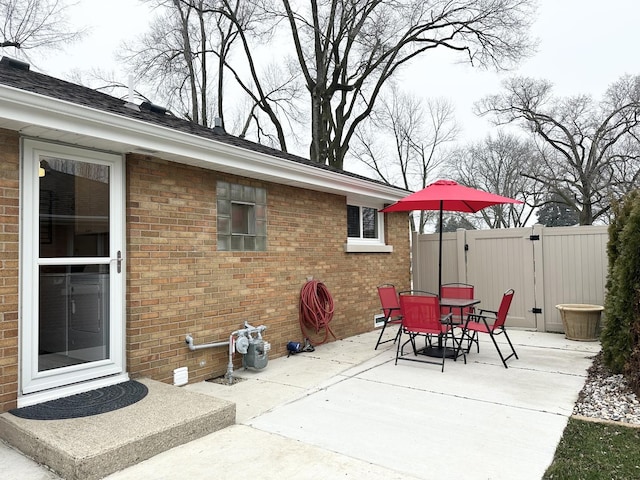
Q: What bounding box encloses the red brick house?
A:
[0,56,410,412]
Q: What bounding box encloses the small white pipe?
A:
[226,333,236,383]
[128,75,134,103]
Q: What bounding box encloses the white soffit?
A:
[0,84,408,204]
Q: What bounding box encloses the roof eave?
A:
[0,84,408,204]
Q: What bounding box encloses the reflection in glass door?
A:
[21,140,125,396]
[38,157,111,371]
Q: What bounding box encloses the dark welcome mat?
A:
[9,380,148,420]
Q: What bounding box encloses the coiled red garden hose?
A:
[299,280,336,345]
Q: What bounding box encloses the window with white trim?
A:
[345,202,393,253]
[347,205,379,240]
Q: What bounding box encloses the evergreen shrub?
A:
[601,190,640,393]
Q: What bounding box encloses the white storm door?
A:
[21,139,125,395]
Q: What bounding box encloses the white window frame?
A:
[345,201,393,253]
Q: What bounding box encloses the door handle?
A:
[117,251,122,273]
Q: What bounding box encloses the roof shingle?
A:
[0,56,399,189]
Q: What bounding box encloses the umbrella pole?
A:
[438,202,443,298]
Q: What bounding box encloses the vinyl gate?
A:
[412,225,609,332]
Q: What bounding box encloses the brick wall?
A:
[0,129,20,412]
[0,144,410,411]
[126,154,410,385]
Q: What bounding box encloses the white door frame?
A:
[19,139,127,406]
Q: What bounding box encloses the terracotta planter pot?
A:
[555,304,604,341]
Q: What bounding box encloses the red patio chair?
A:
[375,284,403,350]
[440,282,475,324]
[459,289,518,368]
[396,291,465,372]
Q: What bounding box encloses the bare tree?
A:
[121,0,222,126]
[0,0,81,58]
[353,88,458,232]
[448,131,540,228]
[271,0,535,168]
[198,0,302,146]
[476,75,640,225]
[228,58,304,149]
[122,0,303,150]
[121,0,534,165]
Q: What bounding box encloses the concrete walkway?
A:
[2,329,600,480]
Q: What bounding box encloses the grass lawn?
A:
[543,417,640,480]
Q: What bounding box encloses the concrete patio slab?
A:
[248,341,595,479]
[1,329,600,480]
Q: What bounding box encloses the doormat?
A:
[9,380,148,420]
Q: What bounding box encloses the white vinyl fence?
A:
[412,225,609,333]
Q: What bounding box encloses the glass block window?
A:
[217,181,266,251]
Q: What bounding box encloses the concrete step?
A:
[0,378,235,480]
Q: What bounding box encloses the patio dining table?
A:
[440,297,481,325]
[420,297,481,359]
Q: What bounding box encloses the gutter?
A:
[0,84,409,204]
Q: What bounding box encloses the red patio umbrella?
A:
[381,179,523,296]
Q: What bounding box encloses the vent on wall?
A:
[374,314,385,328]
[173,367,188,386]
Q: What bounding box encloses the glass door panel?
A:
[38,264,110,371]
[38,158,111,373]
[39,156,110,258]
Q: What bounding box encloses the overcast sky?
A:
[401,0,640,141]
[33,0,640,145]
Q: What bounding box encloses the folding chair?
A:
[375,284,403,350]
[396,291,465,372]
[458,289,518,368]
[440,283,475,324]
